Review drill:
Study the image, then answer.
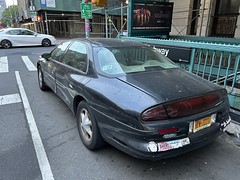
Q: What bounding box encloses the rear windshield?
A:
[95,45,177,76]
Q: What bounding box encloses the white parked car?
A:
[0,28,57,48]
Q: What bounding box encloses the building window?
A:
[211,0,240,37]
[217,0,240,15]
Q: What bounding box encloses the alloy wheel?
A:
[38,69,43,88]
[1,40,11,49]
[42,39,51,47]
[79,108,93,142]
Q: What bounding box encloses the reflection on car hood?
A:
[117,68,220,102]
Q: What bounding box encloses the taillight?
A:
[141,105,168,121]
[165,91,224,118]
[141,90,226,121]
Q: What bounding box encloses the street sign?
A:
[30,12,36,16]
[30,12,37,22]
[81,3,92,19]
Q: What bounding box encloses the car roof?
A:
[2,28,30,31]
[73,38,147,48]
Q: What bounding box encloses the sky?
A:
[5,0,18,7]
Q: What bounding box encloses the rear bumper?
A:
[101,123,225,160]
[97,109,230,160]
[93,98,230,160]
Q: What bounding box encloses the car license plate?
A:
[193,116,211,133]
[158,137,190,152]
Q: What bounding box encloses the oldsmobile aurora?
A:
[37,38,231,160]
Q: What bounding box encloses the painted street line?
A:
[0,57,8,73]
[21,56,37,71]
[15,71,54,180]
[0,94,21,106]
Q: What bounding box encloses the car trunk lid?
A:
[117,68,220,102]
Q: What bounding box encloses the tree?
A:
[1,5,18,27]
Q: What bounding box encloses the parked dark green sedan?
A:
[37,38,231,160]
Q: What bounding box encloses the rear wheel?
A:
[42,39,51,47]
[1,40,12,49]
[37,66,48,91]
[77,101,105,150]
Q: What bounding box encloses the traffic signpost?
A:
[30,12,37,22]
[81,1,92,38]
[81,3,92,19]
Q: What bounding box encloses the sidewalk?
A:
[226,120,240,139]
[225,120,240,148]
[227,109,240,138]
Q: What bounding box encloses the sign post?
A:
[30,0,37,32]
[81,0,92,38]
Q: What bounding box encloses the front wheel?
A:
[42,39,51,47]
[1,40,12,49]
[38,67,48,91]
[77,101,105,150]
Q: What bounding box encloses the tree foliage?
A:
[1,5,18,27]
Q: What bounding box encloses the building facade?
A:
[170,0,240,38]
[17,0,127,38]
[15,0,240,38]
[0,0,6,19]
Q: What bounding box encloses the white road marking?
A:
[0,94,21,106]
[21,56,37,71]
[0,57,9,73]
[15,71,54,180]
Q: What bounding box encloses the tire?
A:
[77,101,105,150]
[37,66,49,91]
[1,40,12,49]
[42,38,51,47]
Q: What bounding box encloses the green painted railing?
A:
[118,36,240,110]
[170,35,240,45]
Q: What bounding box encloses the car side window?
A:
[20,30,35,35]
[62,41,88,72]
[51,41,71,62]
[6,30,21,35]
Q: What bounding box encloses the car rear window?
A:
[95,46,177,76]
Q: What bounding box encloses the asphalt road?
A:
[0,46,240,180]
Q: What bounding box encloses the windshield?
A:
[95,46,177,76]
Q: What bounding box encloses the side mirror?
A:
[34,33,38,37]
[41,53,51,59]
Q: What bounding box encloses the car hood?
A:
[117,68,220,102]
